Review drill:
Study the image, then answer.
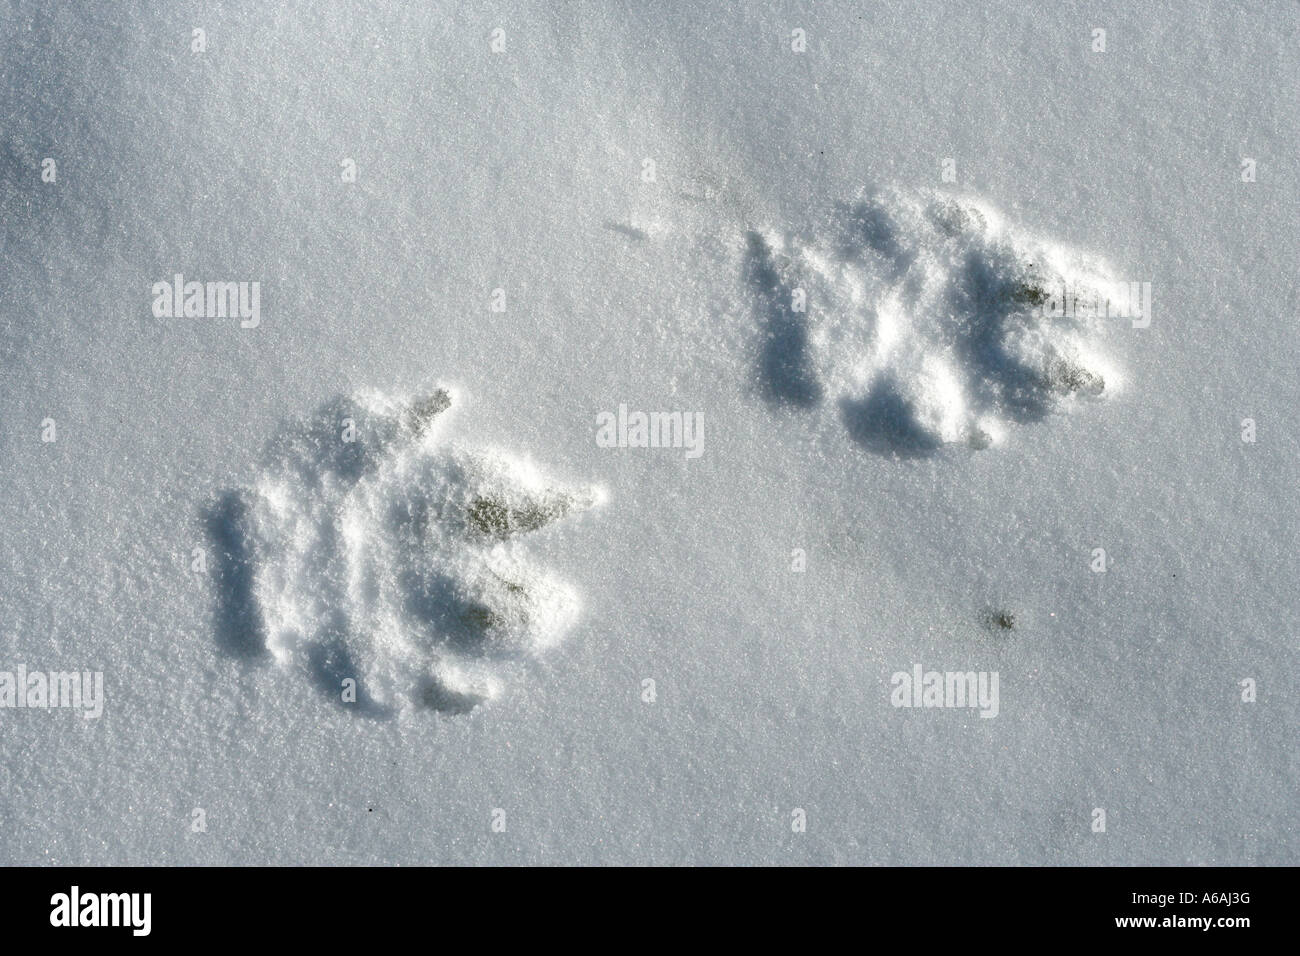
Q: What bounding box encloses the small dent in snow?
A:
[988,609,1017,631]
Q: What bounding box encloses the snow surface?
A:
[0,1,1296,864]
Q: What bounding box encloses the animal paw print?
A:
[745,189,1122,454]
[206,387,605,714]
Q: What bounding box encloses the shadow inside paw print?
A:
[839,378,944,458]
[745,189,1119,455]
[204,490,267,662]
[745,231,824,408]
[835,194,917,280]
[204,387,604,715]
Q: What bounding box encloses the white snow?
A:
[0,0,1295,865]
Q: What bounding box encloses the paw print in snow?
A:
[746,189,1125,454]
[206,387,605,715]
